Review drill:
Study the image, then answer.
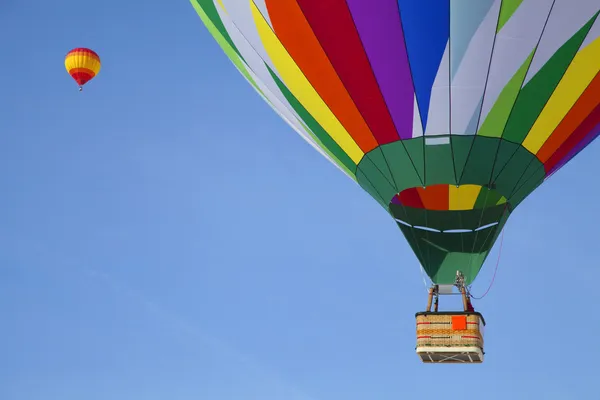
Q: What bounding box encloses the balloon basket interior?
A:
[416,312,486,363]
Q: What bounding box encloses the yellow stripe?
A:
[65,54,101,75]
[449,184,481,210]
[250,1,364,163]
[523,37,600,154]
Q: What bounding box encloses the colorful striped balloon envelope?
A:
[190,0,600,285]
[65,48,101,91]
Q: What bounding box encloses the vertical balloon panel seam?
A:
[491,12,600,200]
[346,0,417,140]
[291,0,401,192]
[191,0,244,60]
[492,10,598,172]
[267,0,401,193]
[252,2,366,166]
[264,0,380,154]
[388,0,428,186]
[536,70,600,162]
[212,2,332,157]
[212,2,340,162]
[523,23,600,154]
[266,66,359,176]
[447,0,459,187]
[451,0,503,276]
[538,71,600,167]
[484,3,557,181]
[342,0,421,193]
[294,0,401,146]
[456,0,503,185]
[519,11,600,145]
[546,102,600,170]
[250,1,368,164]
[395,2,428,186]
[485,1,556,188]
[194,1,276,112]
[195,0,354,176]
[522,100,600,191]
[265,0,375,157]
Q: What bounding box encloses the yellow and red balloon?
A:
[64,48,101,91]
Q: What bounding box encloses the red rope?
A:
[471,227,505,300]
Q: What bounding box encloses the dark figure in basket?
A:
[466,296,475,312]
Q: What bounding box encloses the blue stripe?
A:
[397,0,450,129]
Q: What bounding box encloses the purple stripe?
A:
[548,121,600,177]
[346,0,414,139]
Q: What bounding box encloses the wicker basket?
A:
[416,312,486,363]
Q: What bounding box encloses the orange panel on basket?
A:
[452,316,467,330]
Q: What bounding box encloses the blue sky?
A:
[1,1,599,399]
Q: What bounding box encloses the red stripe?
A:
[398,188,424,208]
[66,48,100,61]
[417,336,432,339]
[416,322,431,325]
[537,72,600,162]
[461,336,480,339]
[296,0,400,145]
[69,71,94,86]
[467,322,478,325]
[265,0,378,152]
[545,102,600,173]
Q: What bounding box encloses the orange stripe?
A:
[266,0,378,152]
[417,185,449,210]
[537,72,600,162]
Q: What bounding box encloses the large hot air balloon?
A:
[190,0,600,362]
[65,48,101,91]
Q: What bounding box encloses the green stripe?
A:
[503,13,598,143]
[478,49,534,138]
[191,0,243,60]
[191,0,355,180]
[496,0,524,33]
[474,188,504,209]
[266,65,357,174]
[190,0,262,93]
[297,120,357,180]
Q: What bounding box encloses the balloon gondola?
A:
[190,0,600,363]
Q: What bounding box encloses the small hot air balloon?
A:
[64,48,101,91]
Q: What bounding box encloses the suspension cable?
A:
[470,227,505,300]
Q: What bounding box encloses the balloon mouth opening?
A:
[389,184,511,234]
